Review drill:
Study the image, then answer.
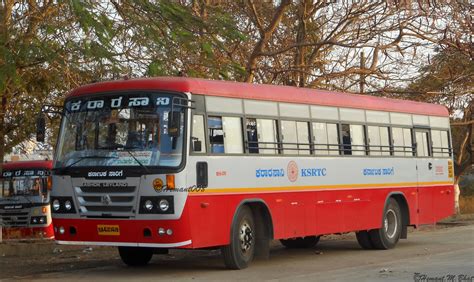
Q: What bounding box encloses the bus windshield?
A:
[1,176,43,198]
[55,93,185,169]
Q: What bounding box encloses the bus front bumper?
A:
[52,218,192,248]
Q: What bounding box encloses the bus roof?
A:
[67,77,449,117]
[1,160,53,171]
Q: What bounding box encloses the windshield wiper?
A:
[122,148,150,174]
[56,155,118,173]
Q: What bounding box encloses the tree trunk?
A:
[454,176,461,214]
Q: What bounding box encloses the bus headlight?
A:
[64,200,72,211]
[144,200,154,211]
[139,196,174,214]
[159,199,169,211]
[52,199,60,211]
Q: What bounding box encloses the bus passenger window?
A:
[392,127,413,156]
[368,126,382,156]
[368,126,390,156]
[341,124,352,155]
[255,119,278,154]
[208,116,224,153]
[222,117,244,154]
[192,114,206,153]
[432,130,451,157]
[440,131,451,157]
[281,120,298,155]
[350,124,366,156]
[431,130,442,157]
[415,130,430,157]
[296,122,310,155]
[246,118,259,153]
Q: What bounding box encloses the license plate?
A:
[97,225,120,236]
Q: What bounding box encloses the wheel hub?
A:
[384,209,398,239]
[239,222,253,253]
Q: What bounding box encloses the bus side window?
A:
[431,130,442,157]
[222,117,244,154]
[392,127,413,156]
[313,122,340,155]
[368,126,382,156]
[296,122,310,155]
[368,126,390,156]
[256,119,278,154]
[246,118,259,153]
[208,116,224,153]
[341,124,352,155]
[281,120,298,155]
[350,124,366,156]
[440,130,451,157]
[415,130,430,157]
[192,114,206,153]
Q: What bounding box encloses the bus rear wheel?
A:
[118,246,153,266]
[280,236,320,248]
[369,198,402,249]
[222,205,255,269]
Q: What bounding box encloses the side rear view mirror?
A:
[168,111,181,137]
[36,114,46,142]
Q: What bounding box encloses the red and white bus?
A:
[45,77,454,269]
[0,160,54,240]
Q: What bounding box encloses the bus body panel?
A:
[50,78,454,253]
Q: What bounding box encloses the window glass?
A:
[257,119,278,154]
[222,117,243,154]
[392,127,404,156]
[380,127,391,156]
[281,120,298,155]
[415,131,430,157]
[368,126,381,156]
[296,122,310,155]
[208,116,224,153]
[431,130,442,157]
[327,123,339,155]
[341,124,352,155]
[192,114,206,153]
[313,122,328,155]
[350,124,366,156]
[440,131,450,157]
[403,128,413,156]
[246,118,259,153]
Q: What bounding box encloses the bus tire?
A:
[222,205,255,269]
[280,236,320,248]
[356,231,374,249]
[118,246,153,266]
[369,198,402,249]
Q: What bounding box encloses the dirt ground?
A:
[1,215,473,281]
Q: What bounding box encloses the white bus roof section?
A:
[279,103,310,119]
[244,100,278,116]
[205,96,243,114]
[390,112,413,126]
[429,116,450,129]
[413,115,430,126]
[340,108,365,123]
[311,105,339,121]
[366,110,390,124]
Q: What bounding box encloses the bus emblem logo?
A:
[101,195,112,205]
[287,161,298,182]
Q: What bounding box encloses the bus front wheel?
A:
[222,205,255,269]
[280,236,320,248]
[118,246,153,266]
[369,198,402,249]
